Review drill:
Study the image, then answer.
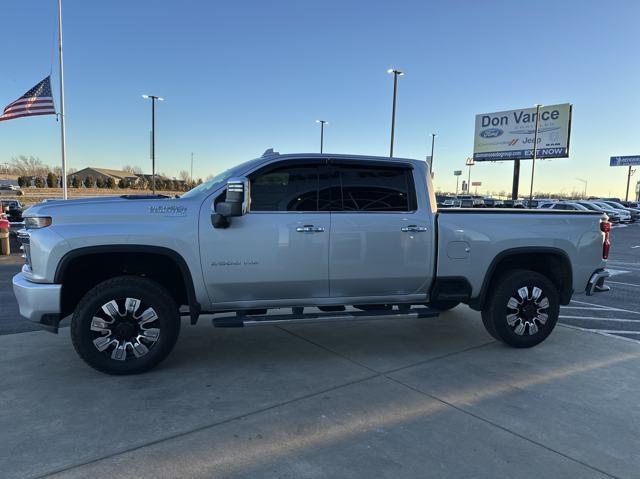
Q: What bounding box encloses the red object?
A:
[600,221,611,259]
[0,219,9,229]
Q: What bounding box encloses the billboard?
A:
[610,156,640,167]
[473,103,572,161]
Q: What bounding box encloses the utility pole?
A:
[387,69,404,157]
[190,152,194,184]
[625,166,636,201]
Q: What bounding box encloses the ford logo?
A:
[480,128,504,138]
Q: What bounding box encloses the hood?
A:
[24,194,178,217]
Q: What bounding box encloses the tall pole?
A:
[430,133,436,175]
[143,95,163,195]
[151,98,155,194]
[626,165,632,201]
[387,69,404,157]
[511,160,520,200]
[57,0,68,200]
[316,120,327,153]
[528,104,542,207]
[190,152,194,184]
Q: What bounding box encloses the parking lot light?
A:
[387,69,404,157]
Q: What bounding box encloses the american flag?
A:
[0,76,56,122]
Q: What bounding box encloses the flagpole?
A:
[57,0,68,200]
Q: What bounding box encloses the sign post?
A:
[471,181,482,195]
[454,170,462,195]
[610,156,640,201]
[465,158,474,194]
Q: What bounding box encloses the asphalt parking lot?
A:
[0,224,638,478]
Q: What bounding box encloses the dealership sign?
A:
[610,155,640,167]
[473,103,572,161]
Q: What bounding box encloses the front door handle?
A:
[401,225,428,233]
[296,225,325,233]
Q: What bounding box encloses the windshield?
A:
[606,202,626,210]
[181,158,260,199]
[578,202,599,211]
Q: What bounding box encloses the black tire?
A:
[481,269,559,348]
[430,300,460,311]
[71,276,181,375]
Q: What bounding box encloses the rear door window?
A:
[333,165,415,212]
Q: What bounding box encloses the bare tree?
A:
[123,165,143,174]
[178,170,190,182]
[9,155,49,176]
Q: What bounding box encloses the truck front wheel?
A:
[71,276,181,375]
[481,269,559,348]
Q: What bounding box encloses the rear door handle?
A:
[296,225,325,233]
[401,225,428,233]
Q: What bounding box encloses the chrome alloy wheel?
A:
[90,298,160,361]
[506,286,549,336]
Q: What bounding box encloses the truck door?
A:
[328,161,434,298]
[199,160,330,306]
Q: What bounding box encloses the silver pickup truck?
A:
[12,151,611,374]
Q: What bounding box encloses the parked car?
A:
[573,201,621,223]
[483,198,504,208]
[600,200,640,222]
[503,199,525,208]
[590,201,632,223]
[12,151,610,374]
[0,200,24,222]
[442,198,461,208]
[457,195,484,207]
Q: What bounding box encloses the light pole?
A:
[190,152,194,185]
[387,69,404,157]
[142,94,164,195]
[429,133,437,174]
[575,178,587,199]
[316,120,328,153]
[528,104,542,207]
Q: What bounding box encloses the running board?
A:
[211,306,440,328]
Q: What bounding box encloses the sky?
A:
[0,0,639,198]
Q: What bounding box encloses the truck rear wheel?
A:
[481,269,559,348]
[71,276,180,375]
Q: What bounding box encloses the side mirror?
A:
[212,177,249,228]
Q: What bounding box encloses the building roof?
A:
[70,167,140,180]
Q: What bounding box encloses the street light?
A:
[316,120,328,153]
[387,69,404,157]
[142,94,164,195]
[430,133,437,176]
[575,178,588,199]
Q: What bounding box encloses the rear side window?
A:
[335,165,415,212]
[250,166,319,211]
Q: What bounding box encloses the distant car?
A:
[442,198,461,208]
[1,200,24,222]
[0,184,20,191]
[503,199,525,208]
[600,201,640,222]
[545,202,590,212]
[483,198,502,208]
[591,201,632,223]
[458,195,484,207]
[573,201,621,223]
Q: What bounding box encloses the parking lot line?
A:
[569,299,640,315]
[607,280,640,288]
[559,315,640,322]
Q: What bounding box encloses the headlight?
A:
[24,216,52,229]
